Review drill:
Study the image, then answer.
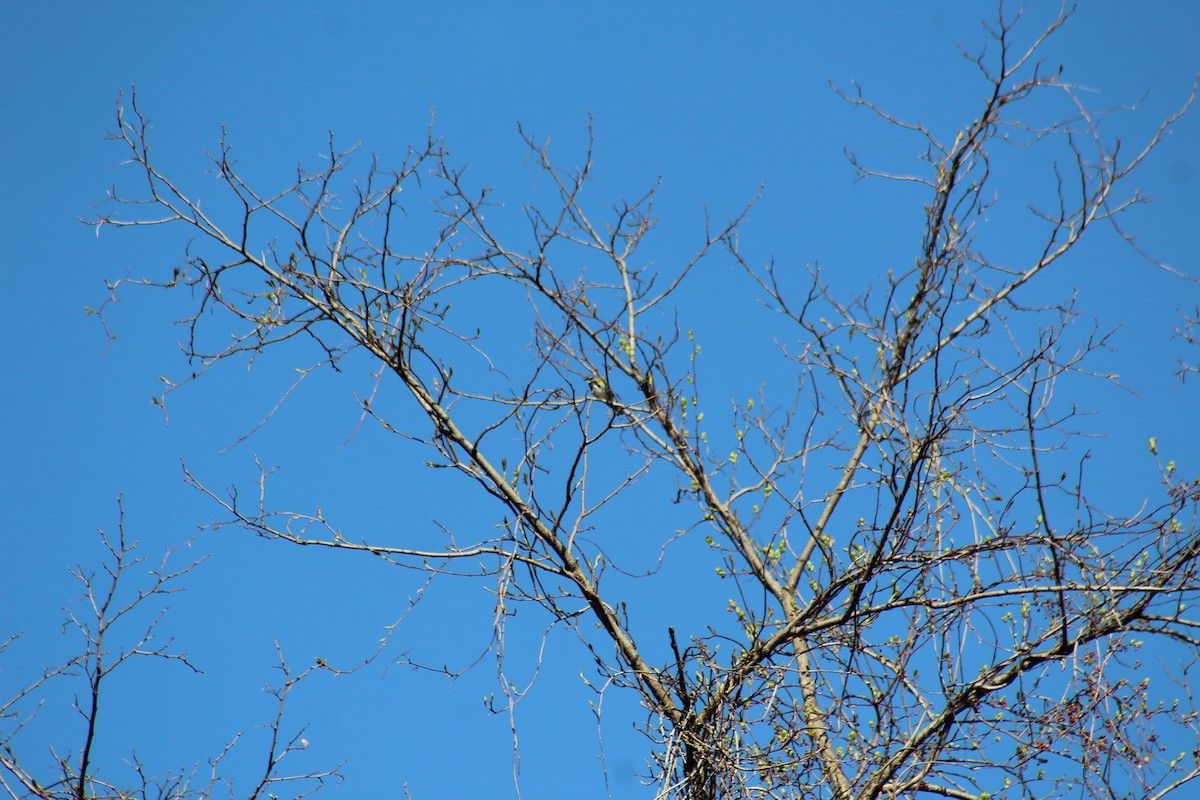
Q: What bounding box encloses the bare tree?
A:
[28,6,1200,799]
[0,499,341,800]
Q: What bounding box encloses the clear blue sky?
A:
[2,3,1197,799]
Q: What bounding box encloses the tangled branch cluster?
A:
[7,6,1197,800]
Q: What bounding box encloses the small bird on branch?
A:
[586,374,622,415]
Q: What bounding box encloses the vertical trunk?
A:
[682,740,715,800]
